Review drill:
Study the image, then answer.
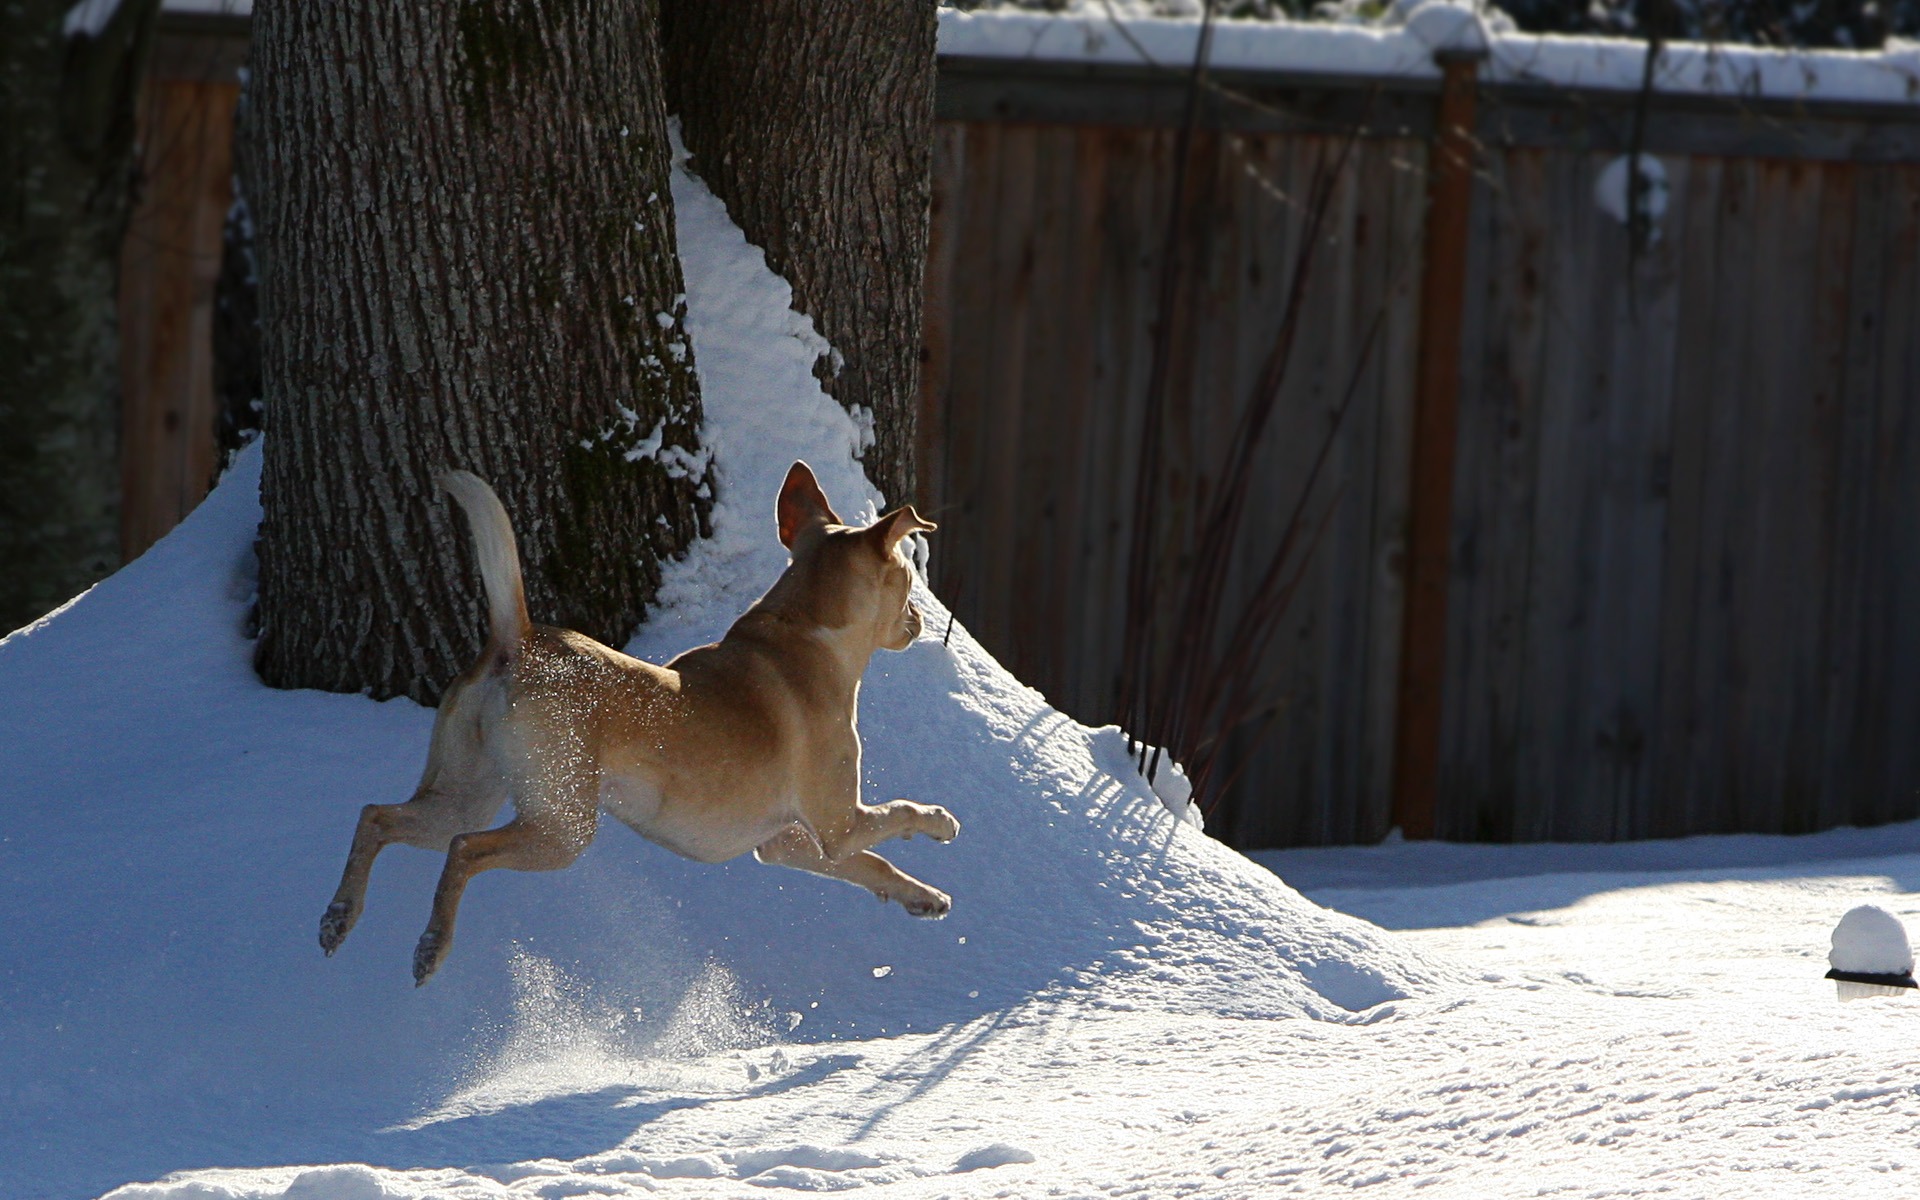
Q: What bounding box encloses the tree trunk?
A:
[663,0,936,507]
[250,0,709,704]
[0,0,158,632]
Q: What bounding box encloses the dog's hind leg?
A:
[318,775,508,956]
[320,800,424,956]
[411,797,598,985]
[755,825,951,918]
[320,674,510,956]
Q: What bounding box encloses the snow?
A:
[62,0,124,38]
[156,0,1920,105]
[1829,904,1914,976]
[155,0,250,17]
[1592,152,1671,229]
[939,4,1920,106]
[8,94,1920,1200]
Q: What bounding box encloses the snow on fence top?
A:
[939,4,1920,108]
[147,0,1920,108]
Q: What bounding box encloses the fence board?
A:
[1818,163,1890,828]
[1442,147,1549,840]
[118,78,237,560]
[915,123,964,519]
[1592,152,1686,839]
[1804,162,1861,834]
[1357,141,1426,844]
[1736,162,1832,834]
[1867,168,1920,829]
[1011,125,1079,683]
[1322,140,1399,845]
[1651,155,1724,837]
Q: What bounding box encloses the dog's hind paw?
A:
[412,929,449,986]
[319,900,357,956]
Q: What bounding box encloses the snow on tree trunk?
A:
[663,0,936,507]
[249,0,710,704]
[0,0,157,632]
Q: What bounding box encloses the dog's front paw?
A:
[921,805,960,844]
[319,899,358,956]
[902,886,952,919]
[412,928,450,986]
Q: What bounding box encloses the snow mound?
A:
[0,135,1446,1200]
[1829,905,1914,977]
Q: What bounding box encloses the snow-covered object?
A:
[1827,906,1914,1002]
[939,7,1920,107]
[1593,153,1670,230]
[1828,905,1914,977]
[1395,0,1498,57]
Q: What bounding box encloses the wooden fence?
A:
[921,56,1920,846]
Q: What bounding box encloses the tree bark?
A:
[250,0,709,703]
[0,0,158,632]
[663,0,936,507]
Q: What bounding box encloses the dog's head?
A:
[776,461,936,653]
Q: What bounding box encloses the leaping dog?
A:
[319,462,958,984]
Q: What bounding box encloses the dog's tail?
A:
[440,470,532,651]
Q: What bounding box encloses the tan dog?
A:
[319,462,958,984]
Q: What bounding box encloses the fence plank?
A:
[118,78,237,560]
[1009,125,1079,689]
[1732,161,1833,834]
[1591,152,1686,839]
[1511,147,1602,838]
[931,122,1004,644]
[916,123,965,520]
[1802,162,1861,833]
[1651,155,1724,837]
[1441,146,1550,840]
[1818,163,1890,827]
[1320,140,1397,845]
[1867,167,1920,827]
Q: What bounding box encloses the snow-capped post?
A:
[1390,14,1488,841]
[249,0,712,704]
[1827,905,1917,1000]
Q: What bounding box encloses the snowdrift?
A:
[0,145,1446,1200]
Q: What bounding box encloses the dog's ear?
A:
[777,461,841,548]
[867,506,938,557]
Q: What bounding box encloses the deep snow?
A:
[6,124,1919,1200]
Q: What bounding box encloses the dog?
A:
[318,461,959,984]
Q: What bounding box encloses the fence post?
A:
[1390,47,1484,840]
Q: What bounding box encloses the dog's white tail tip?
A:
[439,469,532,649]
